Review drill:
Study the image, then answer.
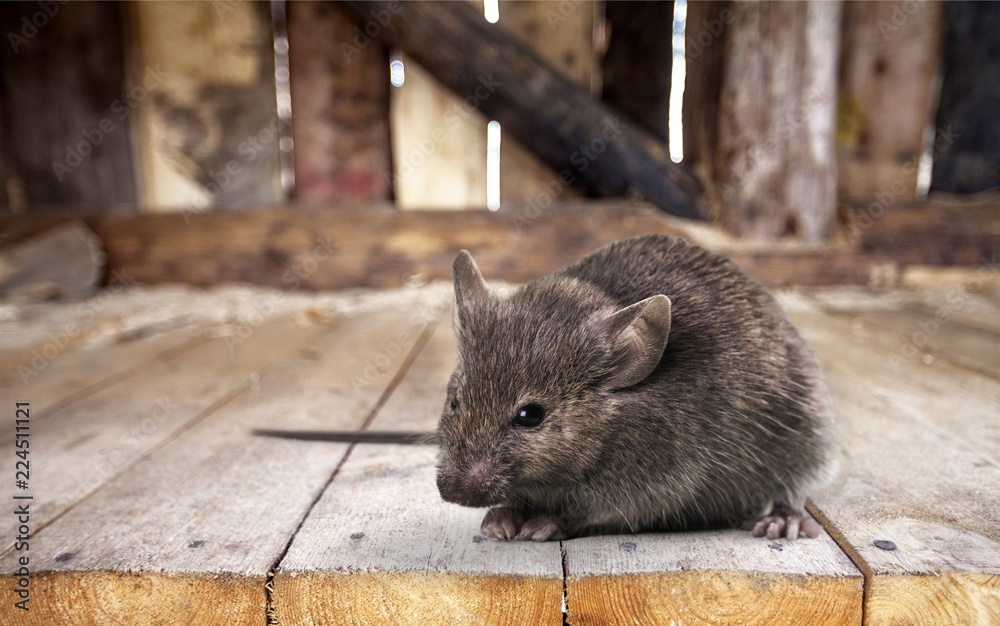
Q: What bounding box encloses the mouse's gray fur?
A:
[436,234,839,541]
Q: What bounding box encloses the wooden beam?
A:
[4,198,996,294]
[850,196,1000,266]
[342,0,705,220]
[127,0,283,210]
[681,1,729,178]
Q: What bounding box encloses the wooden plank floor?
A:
[1,280,997,625]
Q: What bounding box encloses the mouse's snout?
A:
[436,456,503,508]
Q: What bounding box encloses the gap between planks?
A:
[262,316,443,624]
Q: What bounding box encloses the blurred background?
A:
[0,0,997,293]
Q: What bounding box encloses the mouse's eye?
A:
[449,393,460,411]
[513,404,546,428]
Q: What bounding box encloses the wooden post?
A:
[0,2,136,210]
[127,0,283,211]
[837,0,944,203]
[286,1,392,204]
[343,0,705,220]
[931,1,1000,194]
[714,0,842,242]
[682,1,730,184]
[601,0,674,145]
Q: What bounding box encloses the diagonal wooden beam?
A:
[342,0,705,219]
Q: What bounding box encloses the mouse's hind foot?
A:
[742,494,823,540]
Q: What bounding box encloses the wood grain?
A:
[273,321,566,625]
[564,531,861,625]
[715,1,841,242]
[0,317,322,553]
[784,297,1000,625]
[0,309,434,625]
[127,0,282,210]
[837,0,944,202]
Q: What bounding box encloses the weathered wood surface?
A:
[342,0,705,220]
[836,0,944,203]
[682,0,729,180]
[273,321,566,625]
[8,201,995,296]
[0,308,436,624]
[126,0,282,210]
[287,1,392,203]
[715,0,841,242]
[496,0,593,207]
[783,294,1000,626]
[566,533,860,626]
[2,282,999,623]
[390,53,489,209]
[852,196,1000,266]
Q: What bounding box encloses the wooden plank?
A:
[682,1,729,178]
[0,315,322,545]
[815,299,1000,379]
[782,298,1000,625]
[931,1,1000,194]
[715,0,841,242]
[836,0,944,203]
[0,1,136,209]
[274,321,565,625]
[391,53,488,209]
[287,1,392,203]
[344,0,704,219]
[565,532,861,625]
[127,0,282,210]
[0,308,434,625]
[1,324,201,417]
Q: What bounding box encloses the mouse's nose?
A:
[437,457,501,507]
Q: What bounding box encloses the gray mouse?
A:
[435,234,839,541]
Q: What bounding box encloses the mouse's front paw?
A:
[514,514,565,541]
[481,507,525,540]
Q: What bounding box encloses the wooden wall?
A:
[0,0,996,244]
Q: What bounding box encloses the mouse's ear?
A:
[598,294,671,390]
[452,251,489,329]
